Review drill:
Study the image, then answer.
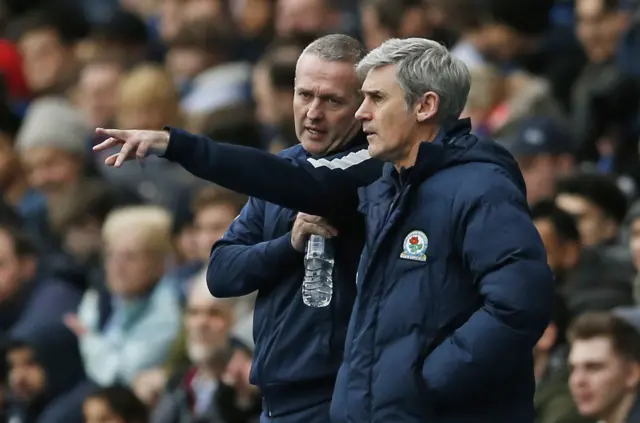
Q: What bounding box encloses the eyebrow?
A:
[361,89,386,98]
[296,87,347,102]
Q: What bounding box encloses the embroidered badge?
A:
[400,230,428,262]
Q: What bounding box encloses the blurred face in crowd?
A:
[276,0,335,37]
[477,23,533,62]
[360,5,394,51]
[8,346,45,402]
[183,0,224,23]
[104,231,166,298]
[194,203,237,262]
[629,217,640,271]
[517,154,575,205]
[234,0,274,37]
[0,133,21,190]
[83,397,123,423]
[18,28,75,94]
[556,194,617,247]
[294,54,362,156]
[534,217,580,274]
[77,62,123,128]
[576,0,628,63]
[569,337,640,420]
[160,0,183,42]
[21,147,84,196]
[357,65,438,166]
[253,63,295,131]
[185,288,233,367]
[0,229,36,303]
[166,46,211,83]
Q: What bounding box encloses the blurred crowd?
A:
[1,0,640,422]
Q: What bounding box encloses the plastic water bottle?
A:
[302,235,334,307]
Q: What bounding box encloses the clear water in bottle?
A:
[302,235,334,307]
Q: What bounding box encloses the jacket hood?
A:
[400,118,527,197]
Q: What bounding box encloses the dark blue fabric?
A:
[162,121,552,422]
[206,136,381,417]
[328,120,553,423]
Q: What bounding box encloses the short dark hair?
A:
[361,0,423,32]
[555,172,628,224]
[0,102,22,139]
[169,20,235,58]
[85,385,148,423]
[530,199,581,243]
[259,38,305,91]
[0,224,37,258]
[568,311,640,361]
[12,1,90,45]
[90,9,149,47]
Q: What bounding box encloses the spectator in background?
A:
[0,101,46,240]
[83,385,148,423]
[555,172,630,248]
[531,200,582,293]
[359,0,457,51]
[572,0,633,150]
[15,96,94,246]
[625,201,640,303]
[0,224,83,341]
[65,205,181,388]
[75,56,126,129]
[506,117,576,205]
[94,63,196,209]
[535,295,587,423]
[167,21,252,123]
[252,38,305,152]
[462,64,565,140]
[77,9,150,65]
[568,311,640,422]
[6,325,89,423]
[13,2,89,98]
[152,271,260,423]
[274,0,340,38]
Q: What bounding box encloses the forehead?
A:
[361,64,401,93]
[295,54,358,95]
[577,0,607,17]
[570,337,616,364]
[556,194,593,215]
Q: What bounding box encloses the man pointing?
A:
[95,38,552,423]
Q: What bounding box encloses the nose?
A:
[306,98,323,120]
[355,99,370,121]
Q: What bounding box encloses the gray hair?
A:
[356,38,471,121]
[298,33,368,65]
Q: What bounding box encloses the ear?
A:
[415,92,439,122]
[624,360,640,390]
[537,323,558,352]
[561,240,581,269]
[18,256,37,282]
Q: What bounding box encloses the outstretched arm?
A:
[94,127,382,219]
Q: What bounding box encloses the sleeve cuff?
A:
[265,231,303,266]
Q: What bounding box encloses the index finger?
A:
[96,127,128,139]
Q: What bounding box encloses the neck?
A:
[533,352,550,383]
[603,391,637,423]
[196,365,218,381]
[393,125,440,171]
[3,175,29,207]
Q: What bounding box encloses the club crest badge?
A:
[400,230,428,262]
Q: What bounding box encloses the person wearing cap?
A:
[505,116,576,205]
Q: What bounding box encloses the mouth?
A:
[306,127,327,137]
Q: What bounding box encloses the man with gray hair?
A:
[96,34,382,423]
[95,37,552,422]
